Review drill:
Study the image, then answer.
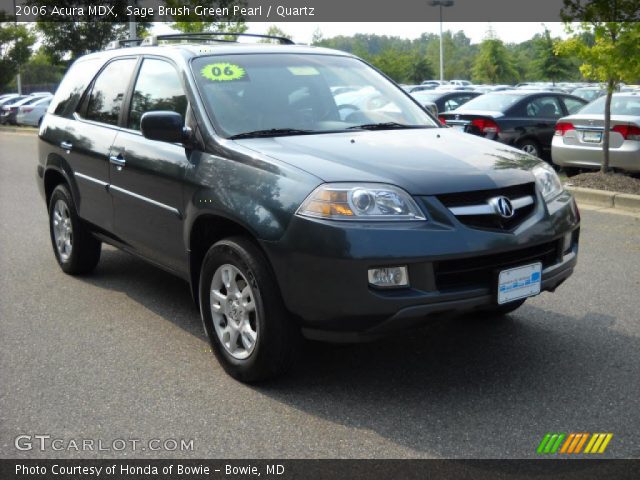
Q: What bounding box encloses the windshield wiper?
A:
[347,122,426,131]
[229,128,314,139]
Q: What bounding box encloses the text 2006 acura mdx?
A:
[37,34,579,382]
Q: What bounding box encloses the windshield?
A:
[192,54,437,138]
[578,95,640,116]
[456,93,523,112]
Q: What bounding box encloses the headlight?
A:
[532,163,563,202]
[296,183,426,221]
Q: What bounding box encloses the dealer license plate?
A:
[497,263,542,305]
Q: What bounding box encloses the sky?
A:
[154,22,569,44]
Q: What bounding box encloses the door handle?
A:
[60,141,73,151]
[109,155,126,169]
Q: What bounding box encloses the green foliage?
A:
[471,35,519,84]
[259,25,292,43]
[533,26,574,84]
[168,0,247,36]
[557,0,640,172]
[30,1,150,64]
[0,23,35,91]
[19,49,65,86]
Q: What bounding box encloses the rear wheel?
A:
[518,139,542,158]
[199,236,300,382]
[48,184,101,274]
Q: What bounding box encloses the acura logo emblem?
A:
[490,196,515,218]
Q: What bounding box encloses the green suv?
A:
[37,34,580,381]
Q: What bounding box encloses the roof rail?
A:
[140,32,295,47]
[105,38,144,50]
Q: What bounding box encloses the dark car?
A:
[37,34,580,382]
[439,91,588,159]
[411,90,482,115]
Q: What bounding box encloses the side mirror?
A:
[140,111,185,143]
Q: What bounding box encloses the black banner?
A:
[1,459,640,480]
[2,0,640,22]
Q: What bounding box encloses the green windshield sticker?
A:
[288,66,319,76]
[201,63,246,81]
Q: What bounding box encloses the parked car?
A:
[439,91,588,159]
[16,96,52,127]
[37,34,580,381]
[1,95,51,125]
[450,79,471,86]
[571,87,606,102]
[552,92,640,173]
[421,80,449,86]
[411,90,481,114]
[0,94,27,108]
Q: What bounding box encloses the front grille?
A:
[434,240,561,291]
[437,183,537,231]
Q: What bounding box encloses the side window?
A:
[525,96,563,118]
[50,58,102,117]
[128,59,187,131]
[563,97,586,114]
[84,58,137,126]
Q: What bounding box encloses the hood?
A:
[234,128,539,195]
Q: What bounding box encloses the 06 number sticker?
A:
[201,63,247,81]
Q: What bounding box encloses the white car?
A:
[15,96,52,127]
[552,92,640,173]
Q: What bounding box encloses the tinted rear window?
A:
[49,58,102,117]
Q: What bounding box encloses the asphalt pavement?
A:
[1,131,639,459]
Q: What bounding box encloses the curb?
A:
[566,186,640,213]
[0,126,38,134]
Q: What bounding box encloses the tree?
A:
[19,49,65,86]
[168,0,247,36]
[0,23,35,91]
[471,29,519,84]
[311,27,323,45]
[557,0,640,173]
[408,55,435,84]
[259,25,292,43]
[533,26,574,84]
[31,1,149,64]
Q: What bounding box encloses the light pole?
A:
[429,0,454,82]
[12,0,22,94]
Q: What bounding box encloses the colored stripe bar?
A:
[537,434,552,454]
[567,434,582,454]
[584,434,599,453]
[544,434,559,454]
[560,433,575,454]
[573,433,589,454]
[598,434,613,453]
[550,434,565,453]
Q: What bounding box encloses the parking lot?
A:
[1,131,639,459]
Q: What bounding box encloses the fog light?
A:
[368,266,409,288]
[562,232,573,253]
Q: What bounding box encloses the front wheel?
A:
[199,237,300,382]
[48,184,101,274]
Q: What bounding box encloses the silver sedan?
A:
[15,96,51,127]
[552,93,640,172]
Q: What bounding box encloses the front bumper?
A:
[262,191,580,341]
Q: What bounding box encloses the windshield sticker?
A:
[288,66,320,76]
[201,63,247,82]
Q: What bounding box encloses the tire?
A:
[199,236,300,382]
[48,184,101,274]
[483,299,526,318]
[518,139,542,158]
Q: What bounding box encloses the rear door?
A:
[64,57,138,231]
[519,95,565,151]
[109,57,190,273]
